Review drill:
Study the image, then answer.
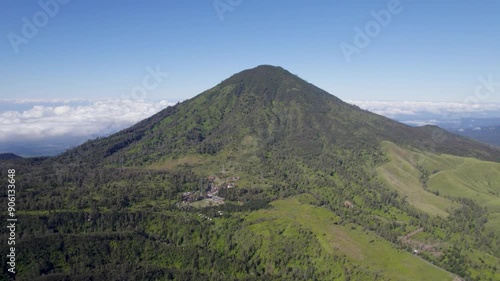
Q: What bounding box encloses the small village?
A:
[181,174,240,207]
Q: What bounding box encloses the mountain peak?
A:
[222,65,296,85]
[250,64,286,70]
[213,64,337,107]
[242,64,288,73]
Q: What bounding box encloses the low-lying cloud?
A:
[0,99,174,143]
[349,100,500,119]
[348,100,500,129]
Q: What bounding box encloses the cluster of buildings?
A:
[180,175,240,205]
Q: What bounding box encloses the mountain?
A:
[59,65,500,167]
[452,125,500,147]
[2,65,500,281]
[432,118,500,147]
[0,153,22,160]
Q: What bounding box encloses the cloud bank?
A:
[348,100,500,118]
[348,100,500,128]
[0,99,175,143]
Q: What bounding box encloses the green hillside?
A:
[379,141,500,280]
[245,194,454,281]
[379,141,500,228]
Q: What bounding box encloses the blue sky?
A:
[1,0,499,102]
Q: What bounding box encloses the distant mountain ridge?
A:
[0,153,22,160]
[452,125,500,147]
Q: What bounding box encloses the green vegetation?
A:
[380,141,500,230]
[246,194,453,281]
[1,65,499,280]
[378,142,459,216]
[379,141,500,280]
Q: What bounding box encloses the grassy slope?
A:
[429,157,500,234]
[244,194,454,281]
[429,158,500,212]
[377,142,458,216]
[379,141,500,232]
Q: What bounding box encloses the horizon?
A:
[1,1,500,155]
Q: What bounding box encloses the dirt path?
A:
[399,227,424,241]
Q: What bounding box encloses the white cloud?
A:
[348,100,500,118]
[0,99,175,142]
